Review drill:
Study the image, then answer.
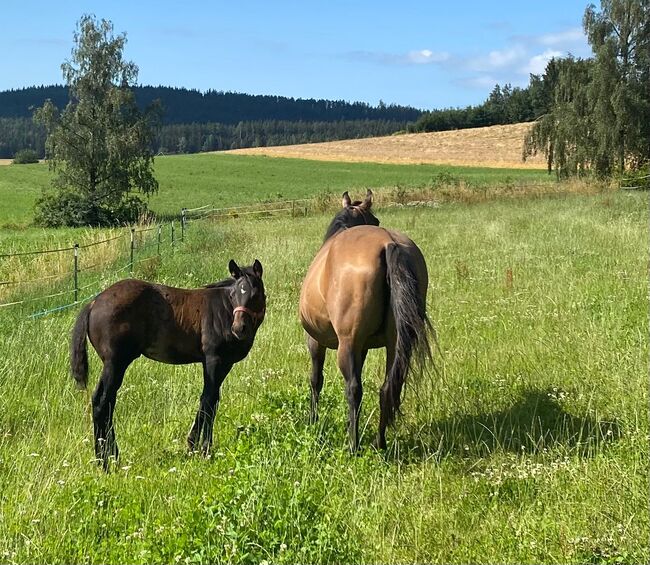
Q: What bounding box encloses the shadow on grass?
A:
[389,388,621,463]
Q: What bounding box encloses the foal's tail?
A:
[70,303,91,390]
[384,243,433,425]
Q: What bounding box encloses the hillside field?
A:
[0,185,647,563]
[226,122,548,169]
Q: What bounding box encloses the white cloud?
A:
[407,49,450,65]
[345,48,449,66]
[467,45,526,71]
[538,27,585,47]
[488,46,525,68]
[522,49,563,75]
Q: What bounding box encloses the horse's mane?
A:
[204,266,260,289]
[204,278,234,289]
[323,200,364,242]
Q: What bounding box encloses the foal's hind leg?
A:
[337,340,367,453]
[307,335,326,424]
[92,358,128,469]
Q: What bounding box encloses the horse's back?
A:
[300,226,425,349]
[88,279,204,363]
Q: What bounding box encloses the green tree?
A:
[34,15,160,227]
[525,0,649,177]
[524,57,594,176]
[584,0,650,173]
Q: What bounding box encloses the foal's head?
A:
[323,189,380,242]
[228,259,266,340]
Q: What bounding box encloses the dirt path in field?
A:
[224,122,547,169]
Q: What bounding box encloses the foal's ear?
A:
[360,189,373,210]
[342,191,352,208]
[252,259,263,278]
[229,259,243,278]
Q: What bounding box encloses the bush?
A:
[12,149,40,164]
[34,188,150,227]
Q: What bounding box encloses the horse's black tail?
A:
[71,303,91,390]
[384,243,433,425]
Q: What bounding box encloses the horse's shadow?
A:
[388,388,621,463]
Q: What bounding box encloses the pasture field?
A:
[0,154,552,228]
[0,189,647,564]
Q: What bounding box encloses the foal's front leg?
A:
[187,354,232,456]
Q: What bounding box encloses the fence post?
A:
[181,208,187,241]
[157,224,162,256]
[130,228,135,276]
[171,221,175,249]
[73,244,79,302]
[291,200,295,218]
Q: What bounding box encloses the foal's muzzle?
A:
[231,305,265,340]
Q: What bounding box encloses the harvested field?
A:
[226,122,547,169]
[0,159,12,166]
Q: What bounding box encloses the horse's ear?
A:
[342,191,352,208]
[253,259,263,278]
[360,189,373,210]
[229,259,243,278]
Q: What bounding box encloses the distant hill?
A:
[0,82,548,160]
[0,85,423,124]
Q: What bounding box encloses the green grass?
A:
[0,154,552,227]
[0,190,647,563]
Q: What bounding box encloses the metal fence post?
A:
[157,224,162,255]
[171,221,175,249]
[181,208,187,241]
[73,244,79,302]
[130,228,135,276]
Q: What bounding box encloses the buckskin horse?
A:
[71,259,266,469]
[299,190,433,452]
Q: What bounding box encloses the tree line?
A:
[0,117,411,158]
[156,119,410,153]
[0,85,422,124]
[409,78,552,133]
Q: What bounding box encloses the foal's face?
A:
[229,259,266,340]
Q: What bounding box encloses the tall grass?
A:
[0,191,647,563]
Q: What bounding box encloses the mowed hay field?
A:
[226,122,548,169]
[0,187,647,563]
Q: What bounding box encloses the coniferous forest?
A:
[0,84,547,158]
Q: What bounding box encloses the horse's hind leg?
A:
[337,340,367,454]
[307,335,326,424]
[377,342,398,450]
[92,357,128,470]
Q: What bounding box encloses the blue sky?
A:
[1,0,593,110]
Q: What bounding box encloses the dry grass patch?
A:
[225,122,547,169]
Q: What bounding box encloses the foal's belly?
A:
[143,336,203,365]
